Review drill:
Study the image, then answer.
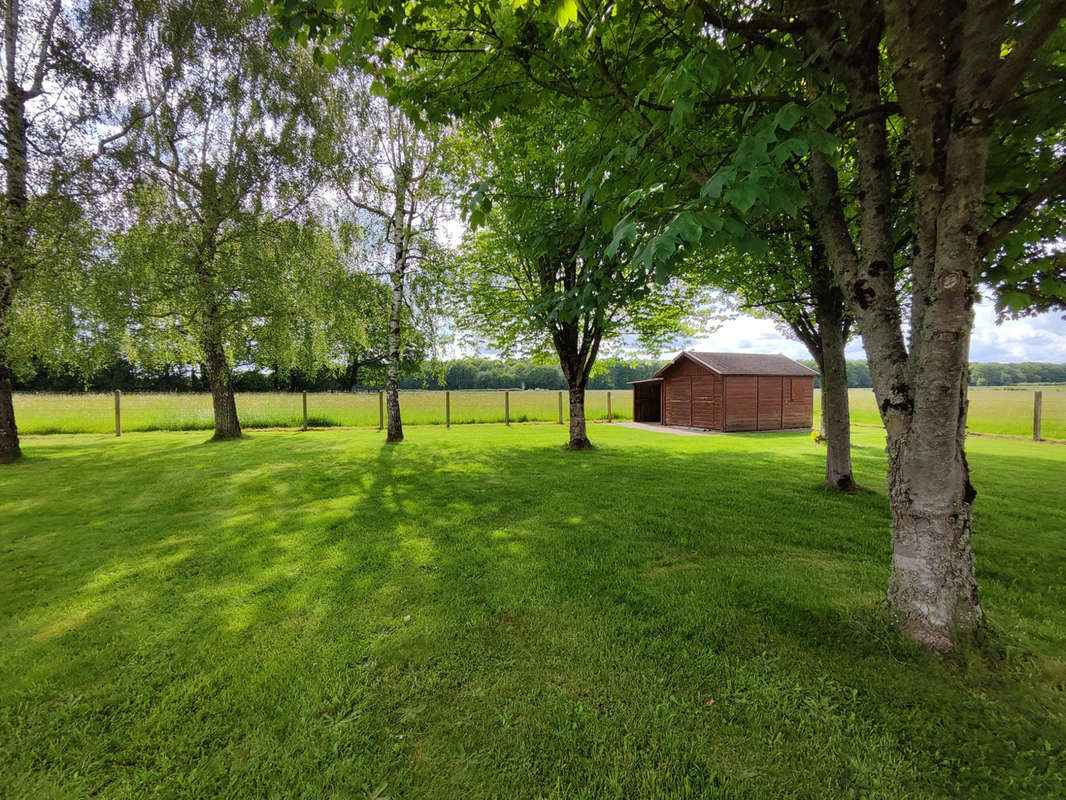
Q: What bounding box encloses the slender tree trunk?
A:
[567,383,591,449]
[0,354,19,463]
[816,301,854,491]
[1,15,28,464]
[385,177,408,444]
[200,313,241,440]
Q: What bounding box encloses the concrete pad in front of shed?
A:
[617,422,724,436]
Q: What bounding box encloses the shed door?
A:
[664,377,691,426]
[757,376,783,430]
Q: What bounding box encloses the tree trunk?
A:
[1,15,28,464]
[816,301,854,491]
[0,356,19,463]
[201,318,241,440]
[346,358,359,392]
[385,175,408,444]
[567,383,591,449]
[885,382,981,652]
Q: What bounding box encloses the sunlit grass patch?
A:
[1,425,1064,798]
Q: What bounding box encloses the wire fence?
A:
[13,385,1063,440]
[12,389,632,436]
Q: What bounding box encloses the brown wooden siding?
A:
[724,376,758,431]
[663,375,691,426]
[658,354,813,431]
[691,375,722,429]
[757,376,783,430]
[782,376,814,428]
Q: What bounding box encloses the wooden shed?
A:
[630,351,817,432]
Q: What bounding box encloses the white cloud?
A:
[684,301,1066,363]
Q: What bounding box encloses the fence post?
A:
[558,391,563,425]
[505,391,510,426]
[607,390,612,423]
[378,391,384,431]
[446,390,451,429]
[1034,391,1043,441]
[114,389,121,437]
[302,390,308,431]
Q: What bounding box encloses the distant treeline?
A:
[13,357,1066,392]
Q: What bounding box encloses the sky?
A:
[683,300,1066,363]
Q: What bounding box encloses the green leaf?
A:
[773,102,803,132]
[556,0,578,27]
[701,166,735,200]
[606,217,636,258]
[724,183,758,213]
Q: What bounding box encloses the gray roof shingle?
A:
[654,351,819,377]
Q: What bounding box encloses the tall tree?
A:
[271,0,1066,650]
[336,91,449,443]
[703,216,856,489]
[1,0,147,462]
[452,109,710,448]
[117,1,339,440]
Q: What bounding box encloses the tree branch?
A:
[987,1,1066,110]
[978,159,1066,257]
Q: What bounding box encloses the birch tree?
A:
[115,1,340,440]
[1,0,149,462]
[337,92,449,443]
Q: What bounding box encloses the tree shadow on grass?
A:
[3,429,1066,797]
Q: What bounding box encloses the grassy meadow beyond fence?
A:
[12,389,630,435]
[12,383,1064,440]
[812,384,1066,441]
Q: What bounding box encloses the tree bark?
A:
[885,389,982,652]
[550,315,600,449]
[1,6,28,463]
[385,169,409,444]
[200,312,241,440]
[815,293,854,491]
[797,0,1018,650]
[0,355,19,463]
[567,384,591,449]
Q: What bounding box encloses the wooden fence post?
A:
[1034,391,1043,441]
[446,390,451,429]
[378,390,384,431]
[607,390,612,423]
[302,390,308,430]
[114,389,121,437]
[558,391,563,424]
[505,391,510,426]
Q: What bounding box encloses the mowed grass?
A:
[814,383,1066,440]
[2,425,1065,799]
[12,389,630,435]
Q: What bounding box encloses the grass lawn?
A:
[1,425,1065,798]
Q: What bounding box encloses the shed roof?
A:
[654,351,819,378]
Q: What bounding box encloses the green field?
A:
[12,383,1065,440]
[813,384,1066,440]
[11,389,630,434]
[2,425,1065,798]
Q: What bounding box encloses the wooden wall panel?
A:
[724,376,758,431]
[663,375,691,426]
[782,376,814,428]
[757,376,783,430]
[691,375,721,429]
